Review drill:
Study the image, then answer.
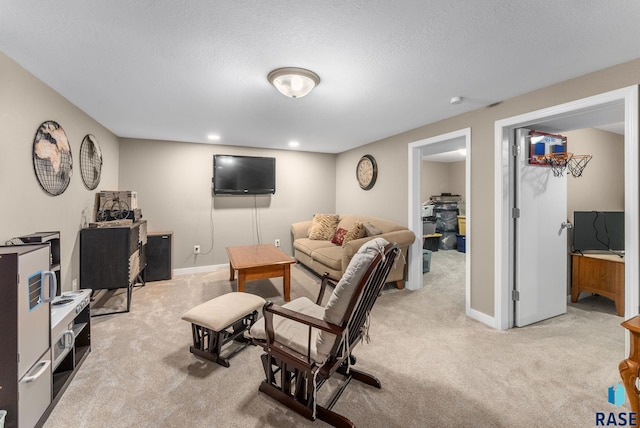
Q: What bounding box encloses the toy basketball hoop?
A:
[567,154,592,177]
[528,130,593,178]
[533,152,570,177]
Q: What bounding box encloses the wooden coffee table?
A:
[226,244,296,302]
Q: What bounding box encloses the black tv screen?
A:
[573,211,624,253]
[213,155,276,195]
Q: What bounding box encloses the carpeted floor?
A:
[44,250,629,427]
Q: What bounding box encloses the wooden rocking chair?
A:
[250,238,400,428]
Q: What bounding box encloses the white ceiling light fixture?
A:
[268,67,320,99]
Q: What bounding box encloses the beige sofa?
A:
[291,214,416,288]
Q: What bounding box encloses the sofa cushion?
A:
[308,214,339,240]
[250,296,331,362]
[342,222,365,245]
[293,238,335,257]
[363,221,382,236]
[311,245,343,271]
[331,227,348,245]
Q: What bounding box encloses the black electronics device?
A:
[573,211,624,253]
[213,155,276,195]
[146,233,172,281]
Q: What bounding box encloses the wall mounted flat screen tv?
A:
[213,155,276,195]
[573,211,624,253]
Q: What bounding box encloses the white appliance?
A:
[50,290,91,370]
[0,244,56,428]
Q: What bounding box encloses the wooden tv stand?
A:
[570,252,624,316]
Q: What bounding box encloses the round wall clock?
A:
[356,154,377,190]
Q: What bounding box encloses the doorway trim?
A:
[494,85,639,331]
[408,128,480,322]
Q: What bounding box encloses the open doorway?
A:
[565,127,625,318]
[408,128,474,320]
[494,86,639,347]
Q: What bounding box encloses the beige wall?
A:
[336,57,640,317]
[420,160,466,209]
[566,128,624,218]
[0,52,120,292]
[420,161,450,203]
[118,139,336,269]
[448,161,466,202]
[335,140,408,225]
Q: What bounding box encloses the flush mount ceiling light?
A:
[268,67,320,99]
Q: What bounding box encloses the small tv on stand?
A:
[212,155,276,195]
[572,211,624,255]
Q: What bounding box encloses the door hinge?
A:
[512,207,520,219]
[512,290,520,301]
[511,145,521,157]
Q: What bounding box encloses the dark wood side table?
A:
[619,316,640,415]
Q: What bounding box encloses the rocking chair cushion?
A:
[317,237,389,356]
[249,296,332,362]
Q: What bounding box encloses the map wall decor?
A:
[79,134,103,190]
[32,120,73,196]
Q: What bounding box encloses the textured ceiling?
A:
[1,1,639,153]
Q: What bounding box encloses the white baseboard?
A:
[467,307,495,329]
[173,263,229,276]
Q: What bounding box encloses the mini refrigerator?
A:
[0,244,56,428]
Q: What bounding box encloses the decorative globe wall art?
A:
[32,120,73,196]
[79,134,103,190]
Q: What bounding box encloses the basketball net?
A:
[566,154,592,177]
[536,153,569,177]
[533,153,592,178]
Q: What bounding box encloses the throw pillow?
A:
[331,227,348,245]
[308,214,339,240]
[363,221,382,237]
[342,222,365,246]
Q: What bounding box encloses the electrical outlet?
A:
[274,239,280,247]
[193,245,201,255]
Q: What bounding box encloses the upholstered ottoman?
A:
[182,292,266,367]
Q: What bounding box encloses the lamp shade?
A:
[268,67,320,98]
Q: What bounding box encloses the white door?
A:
[514,128,568,326]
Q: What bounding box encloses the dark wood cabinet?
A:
[80,220,147,315]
